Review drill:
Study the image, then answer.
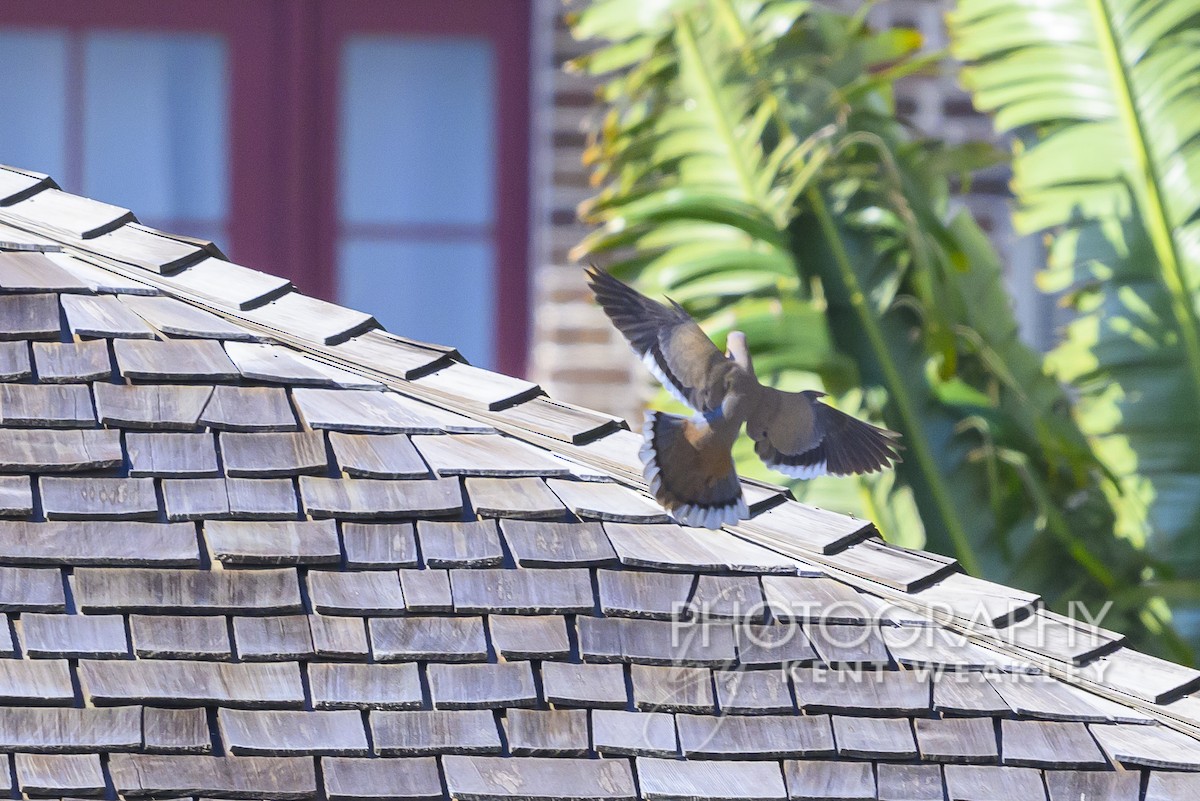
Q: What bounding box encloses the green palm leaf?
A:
[949,0,1200,578]
[572,0,1182,655]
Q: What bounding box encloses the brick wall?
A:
[529,0,1054,422]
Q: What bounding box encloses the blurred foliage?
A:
[569,0,1189,658]
[949,0,1200,638]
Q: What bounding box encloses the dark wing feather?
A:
[586,266,728,413]
[749,388,901,478]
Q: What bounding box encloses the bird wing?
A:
[586,266,729,413]
[746,387,902,478]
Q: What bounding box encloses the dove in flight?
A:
[586,266,902,529]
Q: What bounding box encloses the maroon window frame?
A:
[0,0,533,375]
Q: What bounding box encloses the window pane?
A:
[0,31,68,178]
[338,239,495,367]
[83,32,228,230]
[339,37,495,226]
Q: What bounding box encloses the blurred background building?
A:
[0,0,1050,420]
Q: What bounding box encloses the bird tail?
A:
[639,411,749,529]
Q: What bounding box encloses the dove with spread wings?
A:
[587,266,902,529]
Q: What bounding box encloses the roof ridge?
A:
[5,166,1200,742]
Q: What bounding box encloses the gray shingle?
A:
[219,708,369,756]
[444,755,636,800]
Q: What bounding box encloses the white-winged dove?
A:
[587,266,902,529]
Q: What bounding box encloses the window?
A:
[0,1,532,372]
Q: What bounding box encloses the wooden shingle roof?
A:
[0,163,1199,800]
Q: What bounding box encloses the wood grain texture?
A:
[321,756,443,801]
[15,752,105,795]
[605,522,796,573]
[328,328,453,380]
[32,340,111,382]
[80,659,306,707]
[451,567,595,615]
[636,756,786,801]
[943,765,1047,801]
[126,432,220,477]
[309,614,370,660]
[411,360,541,411]
[467,477,568,519]
[631,664,715,713]
[501,520,617,567]
[369,616,487,662]
[113,338,240,381]
[735,624,818,667]
[0,293,61,341]
[162,477,299,521]
[783,760,875,801]
[93,382,213,429]
[108,753,316,799]
[0,340,32,380]
[0,251,89,293]
[505,708,589,756]
[491,395,622,443]
[1000,719,1107,768]
[119,293,259,340]
[225,341,381,389]
[0,427,122,472]
[199,385,298,431]
[876,763,944,801]
[417,519,505,568]
[370,710,502,756]
[143,706,212,754]
[443,754,636,800]
[233,615,315,661]
[1044,771,1137,801]
[308,570,405,616]
[20,612,128,658]
[4,187,133,238]
[0,566,65,612]
[713,669,795,715]
[0,382,94,426]
[397,569,454,613]
[38,476,155,521]
[205,520,340,566]
[241,290,377,346]
[832,716,918,759]
[161,254,292,308]
[293,387,491,434]
[329,432,429,478]
[488,614,571,660]
[540,661,630,709]
[412,432,572,477]
[0,659,74,704]
[342,522,419,569]
[0,520,198,567]
[219,708,369,756]
[299,476,462,520]
[677,713,834,759]
[546,479,671,524]
[130,614,231,659]
[592,709,677,756]
[793,668,929,716]
[597,568,693,620]
[75,567,301,614]
[84,221,204,273]
[0,705,140,751]
[0,475,32,517]
[61,293,155,338]
[915,716,999,763]
[220,431,328,477]
[309,662,422,710]
[426,661,538,709]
